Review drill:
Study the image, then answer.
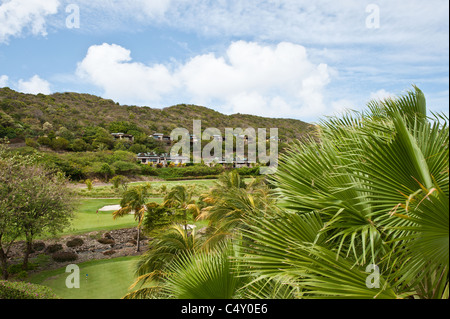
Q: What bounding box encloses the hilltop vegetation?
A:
[0,87,312,181]
[0,87,315,150]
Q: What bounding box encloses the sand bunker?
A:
[98,204,122,211]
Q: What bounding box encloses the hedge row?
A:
[0,280,59,299]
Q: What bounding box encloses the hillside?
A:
[0,87,315,145]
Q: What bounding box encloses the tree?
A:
[163,185,199,232]
[16,166,75,269]
[141,202,172,234]
[196,171,275,244]
[241,86,449,298]
[0,151,27,279]
[110,175,129,191]
[99,163,114,182]
[113,184,151,252]
[52,137,70,151]
[124,224,206,299]
[0,145,75,277]
[85,179,93,191]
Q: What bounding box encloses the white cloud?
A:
[17,75,51,94]
[330,99,357,115]
[369,89,396,101]
[139,0,171,19]
[179,41,331,118]
[76,41,332,119]
[76,43,177,105]
[0,75,8,87]
[0,0,60,43]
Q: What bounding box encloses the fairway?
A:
[66,198,164,235]
[30,257,139,299]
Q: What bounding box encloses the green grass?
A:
[74,179,217,198]
[27,178,235,299]
[29,256,139,299]
[129,179,217,188]
[65,198,164,235]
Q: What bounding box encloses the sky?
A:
[0,0,448,123]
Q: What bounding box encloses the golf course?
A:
[24,179,216,299]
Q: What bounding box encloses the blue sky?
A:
[0,0,448,123]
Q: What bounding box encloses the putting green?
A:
[30,256,140,299]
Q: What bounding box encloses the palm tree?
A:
[197,170,276,245]
[241,86,449,298]
[163,185,200,232]
[123,224,206,299]
[113,183,151,252]
[125,237,298,299]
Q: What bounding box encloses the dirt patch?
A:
[7,228,151,274]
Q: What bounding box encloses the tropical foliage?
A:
[113,184,152,251]
[124,86,448,299]
[242,86,449,299]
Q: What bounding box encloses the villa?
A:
[137,152,251,168]
[151,133,172,146]
[137,152,190,165]
[111,132,134,141]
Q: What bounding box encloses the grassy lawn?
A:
[26,178,220,299]
[29,256,140,299]
[129,179,217,188]
[64,198,164,235]
[74,179,217,198]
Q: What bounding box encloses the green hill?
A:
[0,87,315,145]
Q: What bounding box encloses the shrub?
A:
[52,251,78,262]
[110,175,129,189]
[32,241,46,252]
[97,238,115,245]
[25,138,39,148]
[52,137,70,150]
[140,164,158,176]
[85,179,93,191]
[16,271,28,280]
[66,238,84,248]
[7,264,25,275]
[0,280,59,299]
[235,166,259,176]
[112,160,139,175]
[45,244,63,254]
[103,250,116,256]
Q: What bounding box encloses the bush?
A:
[140,164,159,176]
[235,166,260,176]
[7,264,25,275]
[0,280,59,299]
[25,138,39,148]
[97,238,115,245]
[45,244,63,254]
[52,251,78,262]
[103,250,116,256]
[66,238,84,248]
[110,175,129,189]
[32,241,46,252]
[52,137,70,151]
[85,179,93,191]
[112,160,139,175]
